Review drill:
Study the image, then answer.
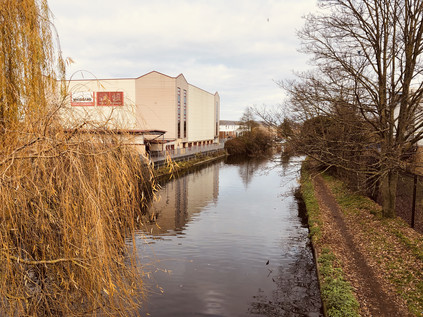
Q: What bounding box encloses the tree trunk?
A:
[380,170,398,218]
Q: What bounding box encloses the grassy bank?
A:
[322,173,423,316]
[301,160,423,316]
[300,162,360,317]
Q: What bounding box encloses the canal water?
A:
[135,155,323,316]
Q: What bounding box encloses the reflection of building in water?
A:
[143,164,219,235]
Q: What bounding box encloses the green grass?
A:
[301,163,322,243]
[322,174,382,218]
[321,171,423,316]
[318,248,360,317]
[392,230,423,262]
[300,161,360,317]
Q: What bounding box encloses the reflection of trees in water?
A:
[226,155,269,187]
[238,160,264,187]
[227,154,304,192]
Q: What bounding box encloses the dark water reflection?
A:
[135,155,323,316]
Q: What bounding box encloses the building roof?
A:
[64,128,166,136]
[220,120,240,125]
[65,70,219,97]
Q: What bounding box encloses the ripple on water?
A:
[136,156,323,316]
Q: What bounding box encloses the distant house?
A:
[61,71,220,155]
[219,120,248,139]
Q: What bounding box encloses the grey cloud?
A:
[50,0,316,120]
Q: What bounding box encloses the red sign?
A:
[97,92,124,106]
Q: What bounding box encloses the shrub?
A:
[225,128,274,156]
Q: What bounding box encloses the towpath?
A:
[312,175,413,317]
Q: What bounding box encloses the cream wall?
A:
[135,72,177,139]
[63,71,220,148]
[63,79,137,130]
[187,84,215,142]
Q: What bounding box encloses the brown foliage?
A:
[0,2,156,314]
[225,128,274,157]
[0,0,65,132]
[0,118,156,315]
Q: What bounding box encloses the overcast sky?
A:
[49,0,317,120]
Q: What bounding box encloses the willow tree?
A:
[0,1,153,315]
[283,0,423,218]
[0,0,64,133]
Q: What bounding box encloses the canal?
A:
[135,155,323,316]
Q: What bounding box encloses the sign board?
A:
[97,92,124,106]
[71,92,95,106]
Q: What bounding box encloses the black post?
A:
[411,174,417,228]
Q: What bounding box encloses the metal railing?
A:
[150,143,225,162]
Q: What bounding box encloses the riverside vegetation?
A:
[224,128,274,157]
[301,159,423,316]
[0,0,157,315]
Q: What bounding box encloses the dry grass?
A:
[0,114,157,316]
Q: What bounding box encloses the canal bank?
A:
[153,149,227,180]
[301,160,423,317]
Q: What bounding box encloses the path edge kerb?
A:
[299,162,361,317]
[299,166,328,317]
[309,230,328,317]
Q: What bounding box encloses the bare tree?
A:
[280,0,423,217]
[240,106,259,131]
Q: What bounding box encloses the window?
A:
[177,88,181,138]
[215,101,219,135]
[183,89,187,138]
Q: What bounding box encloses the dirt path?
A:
[313,175,411,317]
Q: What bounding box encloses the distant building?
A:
[62,71,220,155]
[219,120,248,139]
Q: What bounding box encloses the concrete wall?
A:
[135,72,177,139]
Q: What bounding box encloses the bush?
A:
[225,128,274,156]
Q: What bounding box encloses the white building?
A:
[219,120,248,139]
[61,71,220,155]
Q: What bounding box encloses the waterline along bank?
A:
[134,154,323,316]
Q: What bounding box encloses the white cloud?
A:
[50,0,317,120]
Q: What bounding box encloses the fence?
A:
[396,172,423,233]
[149,143,225,167]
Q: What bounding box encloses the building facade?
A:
[62,71,220,155]
[219,120,248,139]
